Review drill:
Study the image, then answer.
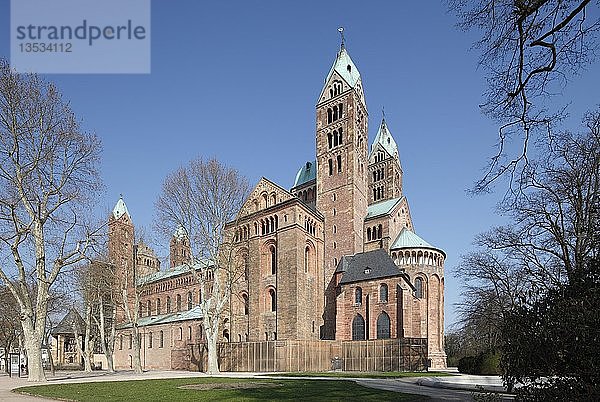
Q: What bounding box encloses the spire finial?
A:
[382,106,386,122]
[119,193,123,200]
[338,27,345,50]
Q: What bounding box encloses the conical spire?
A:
[323,46,361,89]
[370,117,399,159]
[112,195,130,220]
[173,225,187,239]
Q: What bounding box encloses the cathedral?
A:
[108,37,447,371]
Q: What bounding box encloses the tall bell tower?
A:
[316,30,369,338]
[108,196,135,322]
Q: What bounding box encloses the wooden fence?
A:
[184,338,427,372]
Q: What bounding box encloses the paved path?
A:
[0,370,513,401]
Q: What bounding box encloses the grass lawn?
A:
[267,371,454,379]
[15,377,429,401]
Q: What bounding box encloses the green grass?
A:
[15,377,429,401]
[266,371,454,379]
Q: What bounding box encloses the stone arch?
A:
[429,274,441,350]
[304,240,315,273]
[414,276,425,299]
[266,287,277,312]
[261,192,268,208]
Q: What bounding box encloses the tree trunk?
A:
[205,329,219,374]
[48,343,55,376]
[106,305,116,372]
[131,325,142,374]
[22,322,45,382]
[83,304,93,372]
[97,297,115,372]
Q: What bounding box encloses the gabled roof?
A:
[365,197,403,220]
[324,47,361,89]
[238,177,295,217]
[391,227,445,256]
[118,306,204,329]
[137,259,211,286]
[112,197,130,220]
[370,118,399,160]
[292,160,317,188]
[337,249,405,285]
[51,309,84,336]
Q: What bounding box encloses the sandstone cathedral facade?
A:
[108,39,447,370]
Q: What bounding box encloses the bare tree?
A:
[455,109,600,387]
[0,60,102,381]
[87,260,117,373]
[155,158,249,374]
[457,107,599,304]
[450,0,600,191]
[74,264,105,373]
[0,284,21,373]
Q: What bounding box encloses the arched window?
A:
[304,246,310,273]
[242,293,249,315]
[415,277,424,299]
[380,283,388,303]
[148,332,153,348]
[377,312,391,339]
[187,291,193,310]
[352,314,366,340]
[328,133,333,149]
[337,155,342,173]
[262,193,268,208]
[328,159,333,175]
[355,287,362,305]
[367,227,371,241]
[156,298,161,315]
[188,326,192,340]
[198,289,202,304]
[176,294,182,311]
[147,300,152,316]
[269,289,277,312]
[327,108,332,124]
[378,224,382,239]
[166,296,171,313]
[178,327,183,340]
[270,245,277,275]
[159,331,164,348]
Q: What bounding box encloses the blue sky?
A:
[1,0,598,329]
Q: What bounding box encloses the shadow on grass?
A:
[15,377,429,401]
